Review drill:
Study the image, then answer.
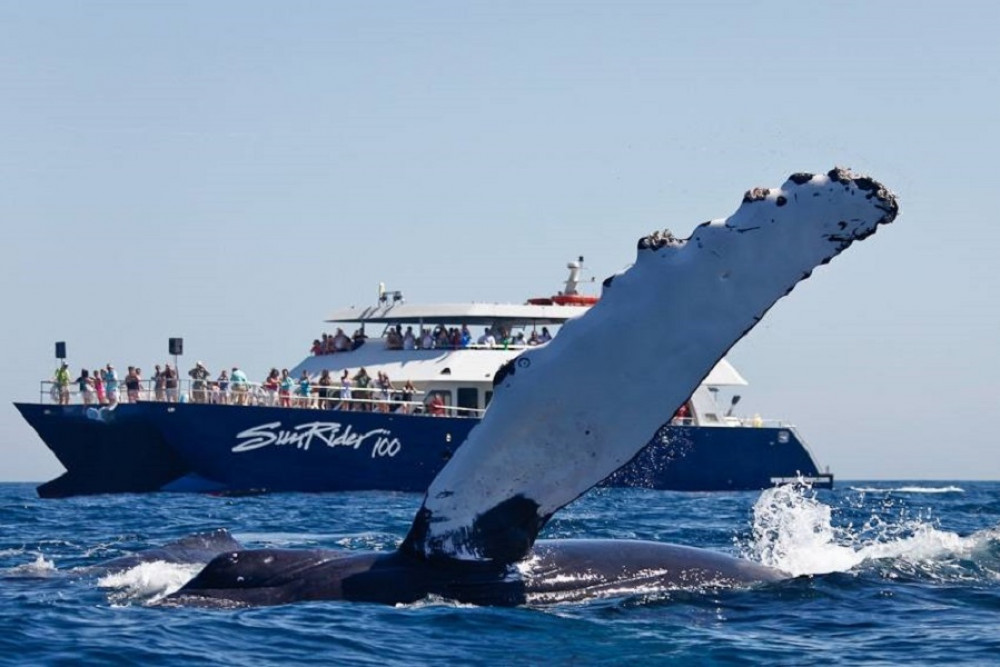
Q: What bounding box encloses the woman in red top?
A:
[263,368,280,406]
[428,393,446,417]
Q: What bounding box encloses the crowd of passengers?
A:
[311,324,552,356]
[52,361,443,415]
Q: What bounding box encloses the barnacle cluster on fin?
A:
[638,228,681,251]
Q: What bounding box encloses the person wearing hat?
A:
[188,361,210,403]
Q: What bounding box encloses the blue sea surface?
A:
[2,481,999,666]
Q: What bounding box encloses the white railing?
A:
[37,379,486,418]
[311,339,542,355]
[40,379,776,426]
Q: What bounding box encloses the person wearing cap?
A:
[188,362,210,403]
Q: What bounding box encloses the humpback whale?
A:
[93,529,243,575]
[167,168,899,607]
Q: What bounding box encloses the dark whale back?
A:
[172,548,527,607]
[95,529,243,573]
[171,538,785,607]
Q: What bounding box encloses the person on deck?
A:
[262,368,280,406]
[74,369,93,405]
[317,369,334,409]
[297,370,312,408]
[353,368,372,411]
[338,370,352,410]
[54,362,71,405]
[230,367,249,405]
[376,371,393,412]
[163,364,179,402]
[188,362,210,403]
[125,366,142,403]
[278,369,294,408]
[427,393,446,417]
[419,328,434,350]
[93,369,105,405]
[153,365,166,402]
[400,379,416,414]
[334,328,351,352]
[103,364,119,406]
[216,369,230,405]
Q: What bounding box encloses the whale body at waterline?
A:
[167,168,898,606]
[168,540,786,607]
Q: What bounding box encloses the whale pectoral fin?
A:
[401,169,898,567]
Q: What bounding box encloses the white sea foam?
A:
[398,594,480,609]
[97,561,204,605]
[744,484,998,580]
[5,553,57,577]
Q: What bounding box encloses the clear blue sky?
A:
[2,1,997,482]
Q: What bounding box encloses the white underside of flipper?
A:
[403,169,898,563]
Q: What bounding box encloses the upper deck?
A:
[325,302,591,327]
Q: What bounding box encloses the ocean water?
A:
[2,481,999,666]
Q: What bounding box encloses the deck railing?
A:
[36,379,789,426]
[313,340,541,355]
[37,379,486,418]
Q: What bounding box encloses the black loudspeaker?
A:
[55,341,66,359]
[169,338,183,356]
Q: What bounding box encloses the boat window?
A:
[457,387,478,412]
[484,390,493,409]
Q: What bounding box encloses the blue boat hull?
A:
[14,403,191,498]
[16,402,832,497]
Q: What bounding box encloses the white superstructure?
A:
[291,263,748,422]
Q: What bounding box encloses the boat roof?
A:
[325,302,590,327]
[291,346,748,387]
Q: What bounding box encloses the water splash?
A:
[97,561,204,605]
[741,484,1000,582]
[4,553,57,578]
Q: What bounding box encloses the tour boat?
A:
[15,260,833,497]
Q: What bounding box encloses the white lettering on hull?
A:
[233,421,402,458]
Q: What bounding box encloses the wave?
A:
[849,485,965,494]
[742,484,999,582]
[97,561,204,605]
